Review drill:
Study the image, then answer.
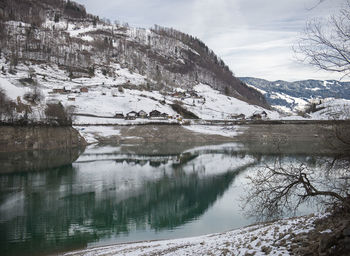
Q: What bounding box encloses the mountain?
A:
[239,77,350,113]
[0,0,269,111]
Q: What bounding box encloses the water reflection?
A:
[0,142,335,256]
[0,143,257,256]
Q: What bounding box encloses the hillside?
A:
[0,0,270,121]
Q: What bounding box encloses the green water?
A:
[0,143,324,256]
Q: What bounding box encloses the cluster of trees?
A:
[0,0,90,25]
[45,102,75,126]
[0,89,17,123]
[0,88,73,126]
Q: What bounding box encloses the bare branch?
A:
[295,3,350,78]
[242,156,350,221]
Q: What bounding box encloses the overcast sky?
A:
[78,0,346,81]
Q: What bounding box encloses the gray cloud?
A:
[78,0,347,81]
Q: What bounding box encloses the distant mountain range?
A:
[239,77,350,113]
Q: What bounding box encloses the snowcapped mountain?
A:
[239,77,350,114]
[0,0,269,117]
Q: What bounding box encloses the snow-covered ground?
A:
[184,125,247,137]
[63,213,328,256]
[0,57,348,131]
[309,99,350,120]
[0,58,281,122]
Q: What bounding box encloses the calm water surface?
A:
[0,142,324,256]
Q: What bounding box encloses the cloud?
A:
[77,0,348,81]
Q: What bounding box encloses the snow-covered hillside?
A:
[309,99,350,120]
[240,77,350,116]
[0,0,269,109]
[2,57,349,125]
[0,58,279,124]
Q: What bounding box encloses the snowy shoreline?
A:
[62,213,328,256]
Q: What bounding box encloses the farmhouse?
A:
[251,113,262,120]
[125,111,138,120]
[161,112,169,119]
[53,88,65,94]
[80,87,88,93]
[114,112,124,119]
[52,86,71,94]
[64,86,72,93]
[149,110,161,118]
[138,110,148,118]
[231,114,245,120]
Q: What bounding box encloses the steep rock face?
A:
[0,126,86,152]
[0,0,269,109]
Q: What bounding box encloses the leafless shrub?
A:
[23,87,43,104]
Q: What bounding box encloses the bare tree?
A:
[295,1,350,78]
[23,87,43,104]
[243,156,350,221]
[45,102,75,126]
[0,89,17,123]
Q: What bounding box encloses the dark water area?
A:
[0,148,84,174]
[0,141,338,256]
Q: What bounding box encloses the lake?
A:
[0,141,336,256]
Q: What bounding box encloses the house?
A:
[68,96,76,101]
[161,112,169,119]
[114,112,124,119]
[53,87,65,94]
[231,114,245,120]
[64,86,72,93]
[138,110,148,118]
[250,113,262,120]
[125,111,138,120]
[80,87,88,93]
[250,111,267,120]
[172,92,186,98]
[149,110,161,118]
[261,111,268,118]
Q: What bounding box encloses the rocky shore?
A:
[0,126,87,173]
[0,126,86,152]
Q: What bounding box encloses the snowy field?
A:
[0,58,277,122]
[1,58,349,124]
[63,213,328,256]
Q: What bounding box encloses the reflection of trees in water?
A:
[98,166,242,232]
[0,152,254,256]
[242,155,350,221]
